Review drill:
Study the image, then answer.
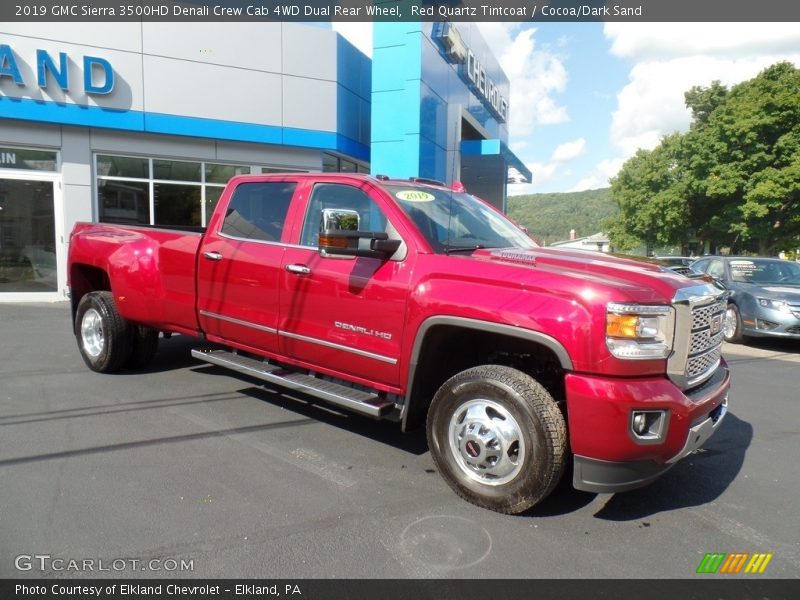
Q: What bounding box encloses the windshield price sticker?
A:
[395,190,435,202]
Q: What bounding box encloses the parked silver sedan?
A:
[690,256,800,343]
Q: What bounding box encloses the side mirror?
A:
[322,208,360,232]
[318,209,401,260]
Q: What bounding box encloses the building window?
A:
[96,155,251,227]
[0,147,58,172]
[322,152,368,174]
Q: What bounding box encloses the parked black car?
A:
[690,256,800,342]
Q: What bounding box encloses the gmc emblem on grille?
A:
[709,315,722,335]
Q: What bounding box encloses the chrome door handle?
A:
[202,251,223,261]
[285,264,311,275]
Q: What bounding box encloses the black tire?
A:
[723,303,744,344]
[426,365,567,514]
[74,291,132,373]
[125,325,159,369]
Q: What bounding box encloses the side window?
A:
[221,182,296,242]
[300,183,388,247]
[707,260,725,279]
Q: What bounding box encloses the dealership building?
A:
[0,22,530,301]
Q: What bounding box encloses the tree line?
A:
[605,62,800,256]
[507,188,617,246]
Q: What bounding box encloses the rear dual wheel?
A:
[427,365,567,514]
[75,291,159,372]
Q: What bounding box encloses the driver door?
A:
[279,181,410,388]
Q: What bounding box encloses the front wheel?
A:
[426,365,567,514]
[723,304,744,344]
[75,291,132,373]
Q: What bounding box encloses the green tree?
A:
[685,62,800,254]
[608,62,800,255]
[685,80,728,127]
[605,133,689,252]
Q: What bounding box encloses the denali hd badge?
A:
[334,321,392,340]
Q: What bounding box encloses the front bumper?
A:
[567,361,730,494]
[742,305,800,339]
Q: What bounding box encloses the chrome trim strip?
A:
[199,310,278,334]
[279,330,399,365]
[217,230,309,250]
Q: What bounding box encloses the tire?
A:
[723,303,744,344]
[426,365,567,514]
[74,291,132,373]
[125,325,159,369]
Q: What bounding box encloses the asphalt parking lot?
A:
[1,302,798,579]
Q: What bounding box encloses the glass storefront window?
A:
[205,163,250,184]
[0,148,58,172]
[340,159,357,173]
[98,180,150,225]
[322,153,339,172]
[205,186,225,222]
[0,178,57,292]
[97,155,149,178]
[154,183,202,226]
[153,159,202,182]
[95,155,310,228]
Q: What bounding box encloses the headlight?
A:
[606,303,674,360]
[757,297,791,313]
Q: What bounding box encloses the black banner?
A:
[2,0,800,22]
[3,579,800,600]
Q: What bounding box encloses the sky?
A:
[331,22,800,194]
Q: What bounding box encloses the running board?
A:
[191,348,397,419]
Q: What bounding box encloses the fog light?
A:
[756,319,779,331]
[633,413,647,435]
[630,410,668,442]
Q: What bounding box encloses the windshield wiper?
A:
[442,244,493,254]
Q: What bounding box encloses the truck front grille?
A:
[667,284,727,391]
[686,297,726,386]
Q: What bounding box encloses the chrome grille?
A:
[686,297,726,386]
[688,346,722,379]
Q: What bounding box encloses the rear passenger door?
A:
[197,178,300,355]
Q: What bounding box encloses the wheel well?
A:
[70,264,111,326]
[404,325,567,431]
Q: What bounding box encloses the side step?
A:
[191,348,397,419]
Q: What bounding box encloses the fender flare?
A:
[402,316,573,430]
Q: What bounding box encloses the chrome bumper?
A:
[666,395,728,464]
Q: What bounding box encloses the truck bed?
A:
[69,222,203,335]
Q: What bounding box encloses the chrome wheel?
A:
[448,399,526,486]
[723,306,738,340]
[81,307,105,358]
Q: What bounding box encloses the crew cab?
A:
[68,173,730,513]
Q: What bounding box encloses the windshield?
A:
[729,259,800,285]
[383,185,535,253]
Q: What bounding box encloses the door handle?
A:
[285,264,311,275]
[202,251,223,261]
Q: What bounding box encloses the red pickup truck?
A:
[68,173,730,513]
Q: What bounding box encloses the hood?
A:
[471,247,700,304]
[731,282,800,302]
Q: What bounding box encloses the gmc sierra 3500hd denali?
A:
[68,173,730,513]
